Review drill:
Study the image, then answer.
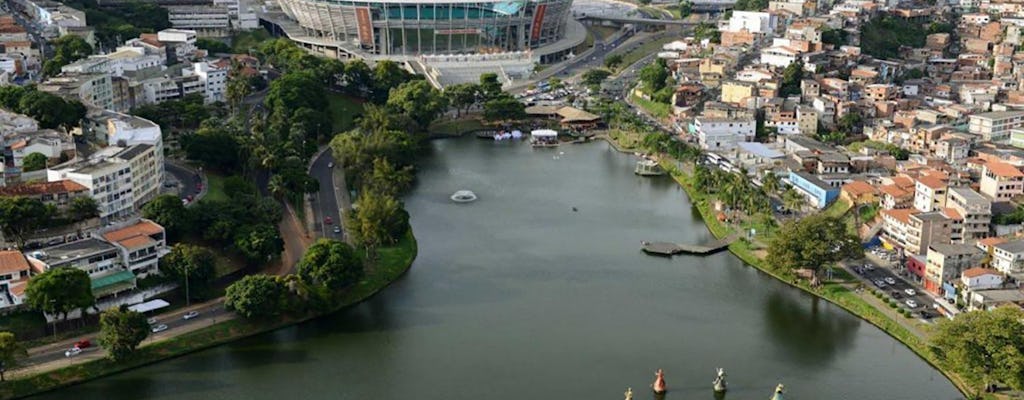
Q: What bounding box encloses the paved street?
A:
[164,161,203,202]
[844,252,940,321]
[310,150,344,240]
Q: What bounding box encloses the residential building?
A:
[8,129,74,168]
[100,219,168,277]
[25,238,136,299]
[879,177,916,210]
[47,160,134,222]
[694,116,754,151]
[913,176,947,212]
[935,137,969,164]
[0,251,31,310]
[966,289,1024,311]
[191,61,227,103]
[113,144,161,208]
[727,11,778,36]
[924,243,984,295]
[979,162,1024,200]
[167,6,230,37]
[991,240,1024,273]
[720,80,757,105]
[156,29,198,61]
[760,45,800,69]
[38,73,114,110]
[788,171,839,209]
[945,187,991,242]
[840,180,877,205]
[961,268,1004,292]
[0,180,89,211]
[968,111,1024,142]
[906,211,953,256]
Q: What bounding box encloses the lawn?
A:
[326,92,365,134]
[617,36,675,71]
[428,117,488,137]
[631,93,672,119]
[202,172,229,203]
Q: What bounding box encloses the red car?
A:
[73,339,91,349]
[324,217,333,225]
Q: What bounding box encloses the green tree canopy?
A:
[386,80,448,131]
[371,60,413,103]
[0,197,56,249]
[297,239,364,291]
[479,73,503,100]
[0,331,25,381]
[67,196,99,221]
[482,93,526,122]
[604,54,624,69]
[932,307,1024,396]
[197,38,231,54]
[15,89,85,130]
[97,308,149,361]
[24,267,94,321]
[860,16,926,59]
[582,68,612,86]
[21,152,47,172]
[345,190,409,252]
[42,35,93,76]
[233,223,284,264]
[365,157,413,197]
[694,22,721,43]
[182,124,241,172]
[225,274,289,319]
[766,214,861,273]
[639,58,669,94]
[779,61,804,97]
[160,244,218,301]
[141,194,190,239]
[444,83,480,117]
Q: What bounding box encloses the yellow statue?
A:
[624,387,633,400]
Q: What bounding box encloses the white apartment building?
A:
[62,47,162,78]
[167,6,230,36]
[913,176,947,212]
[0,251,32,310]
[156,29,198,60]
[925,243,984,295]
[968,111,1024,142]
[25,238,136,298]
[47,160,134,222]
[192,62,227,103]
[760,45,800,69]
[946,187,991,242]
[100,219,169,277]
[9,130,74,168]
[0,109,39,133]
[979,162,1024,200]
[727,11,777,35]
[38,73,114,110]
[114,144,161,208]
[694,117,755,151]
[991,240,1024,273]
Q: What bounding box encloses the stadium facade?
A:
[274,0,576,58]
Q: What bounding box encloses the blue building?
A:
[788,171,839,209]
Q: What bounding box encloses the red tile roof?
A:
[842,181,876,196]
[0,250,30,275]
[986,162,1024,178]
[0,180,88,197]
[102,220,163,244]
[963,267,1001,278]
[882,208,919,224]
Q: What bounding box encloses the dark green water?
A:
[35,138,961,400]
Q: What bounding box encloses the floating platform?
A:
[641,235,738,256]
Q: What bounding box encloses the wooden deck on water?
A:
[641,234,739,256]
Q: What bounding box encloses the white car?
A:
[183,311,200,320]
[64,347,82,357]
[905,300,919,308]
[904,288,917,296]
[151,324,169,333]
[874,280,887,288]
[884,277,896,285]
[863,264,875,271]
[147,317,158,325]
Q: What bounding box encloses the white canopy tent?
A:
[531,129,558,138]
[128,299,170,314]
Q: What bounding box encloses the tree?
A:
[860,16,926,59]
[22,152,47,172]
[17,90,85,130]
[639,58,669,93]
[0,197,56,249]
[779,61,804,97]
[97,308,149,361]
[197,38,231,54]
[604,54,624,69]
[0,332,25,381]
[479,73,503,100]
[365,157,413,197]
[932,307,1024,396]
[837,112,863,134]
[297,239,363,290]
[761,172,781,196]
[42,35,93,76]
[733,0,767,10]
[582,68,612,86]
[225,274,289,319]
[483,93,526,121]
[233,224,283,264]
[694,22,721,43]
[24,267,94,322]
[444,83,480,117]
[141,194,190,238]
[766,214,861,274]
[182,124,241,172]
[386,80,448,131]
[781,187,803,212]
[678,0,692,17]
[821,28,847,47]
[160,244,217,301]
[371,60,412,103]
[67,196,99,221]
[345,190,408,253]
[341,59,372,96]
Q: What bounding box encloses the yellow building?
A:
[720,80,756,105]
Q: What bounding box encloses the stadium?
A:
[266,0,584,63]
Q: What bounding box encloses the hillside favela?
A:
[0,0,1020,397]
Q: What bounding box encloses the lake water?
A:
[35,138,961,400]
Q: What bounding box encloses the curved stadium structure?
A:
[275,0,574,56]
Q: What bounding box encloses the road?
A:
[309,149,345,240]
[17,301,231,375]
[164,161,202,202]
[844,252,940,321]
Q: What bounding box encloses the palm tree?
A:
[359,104,393,135]
[782,187,804,213]
[762,172,781,196]
[268,174,287,200]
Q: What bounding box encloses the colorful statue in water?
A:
[770,383,785,400]
[624,387,633,400]
[713,368,727,393]
[652,369,667,394]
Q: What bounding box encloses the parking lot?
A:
[847,248,939,321]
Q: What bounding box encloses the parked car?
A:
[151,324,169,333]
[904,288,916,296]
[905,300,919,308]
[333,226,341,234]
[147,317,158,325]
[863,264,874,271]
[884,277,896,285]
[74,339,91,349]
[874,280,887,288]
[183,311,200,320]
[64,347,82,357]
[890,291,902,299]
[324,216,333,225]
[328,162,334,168]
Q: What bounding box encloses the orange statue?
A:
[652,369,667,394]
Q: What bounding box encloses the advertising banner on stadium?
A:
[436,28,481,35]
[356,7,373,46]
[530,4,546,40]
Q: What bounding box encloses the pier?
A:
[641,234,738,256]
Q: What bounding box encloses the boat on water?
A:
[635,159,665,176]
[530,129,559,147]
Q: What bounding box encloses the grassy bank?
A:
[3,230,418,399]
[656,159,974,397]
[326,92,365,133]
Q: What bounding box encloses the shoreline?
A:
[594,134,970,397]
[4,230,418,400]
